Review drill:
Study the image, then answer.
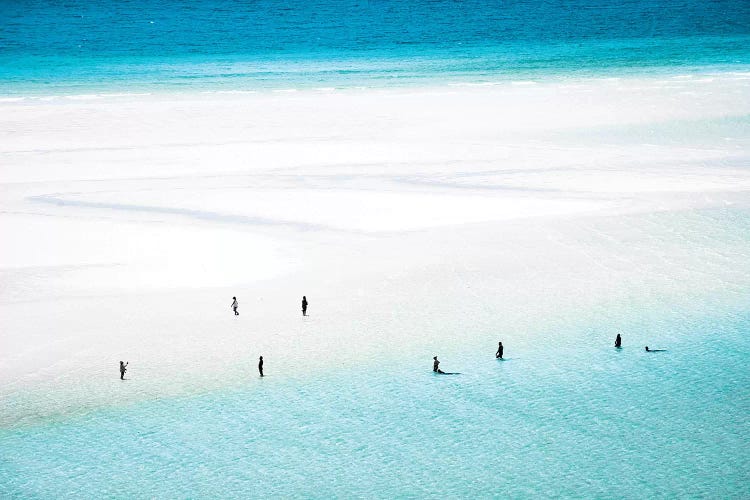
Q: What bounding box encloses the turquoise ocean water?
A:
[2,269,749,497]
[2,0,750,95]
[2,1,750,497]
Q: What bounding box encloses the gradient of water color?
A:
[1,0,750,95]
[1,0,750,498]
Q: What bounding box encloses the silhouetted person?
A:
[433,356,445,374]
[258,356,264,377]
[119,361,128,380]
[615,334,622,348]
[231,296,239,316]
[302,296,308,316]
[645,346,666,352]
[496,341,504,359]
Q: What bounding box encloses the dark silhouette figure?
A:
[615,334,622,348]
[433,356,445,374]
[119,361,128,380]
[231,296,239,316]
[258,356,264,377]
[496,341,504,359]
[645,346,666,352]
[302,296,308,316]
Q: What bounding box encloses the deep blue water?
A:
[1,0,750,94]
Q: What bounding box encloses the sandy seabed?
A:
[1,73,750,424]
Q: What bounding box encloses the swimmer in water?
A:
[645,346,666,352]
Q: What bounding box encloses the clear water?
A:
[2,0,750,497]
[2,300,749,497]
[2,208,750,497]
[2,0,750,95]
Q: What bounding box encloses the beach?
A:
[3,0,750,495]
[2,70,750,496]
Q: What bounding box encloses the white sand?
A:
[2,74,749,424]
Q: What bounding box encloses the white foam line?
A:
[98,92,153,97]
[64,94,104,100]
[215,90,258,94]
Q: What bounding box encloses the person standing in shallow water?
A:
[119,361,128,380]
[496,341,504,359]
[615,334,622,348]
[302,296,308,316]
[231,296,239,316]
[258,356,264,377]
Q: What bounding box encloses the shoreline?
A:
[3,247,748,430]
[2,61,750,101]
[2,203,749,428]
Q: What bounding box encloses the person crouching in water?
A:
[433,356,445,374]
[119,361,128,380]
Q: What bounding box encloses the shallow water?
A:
[2,299,748,498]
[2,0,750,496]
[2,92,749,496]
[2,206,750,497]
